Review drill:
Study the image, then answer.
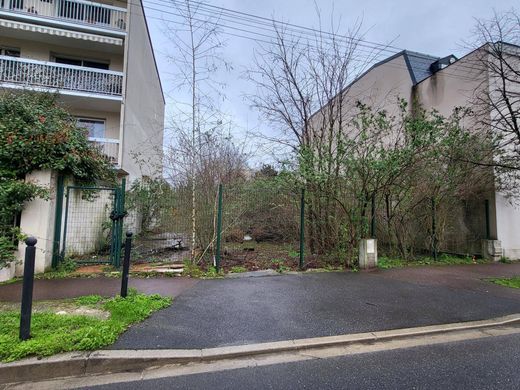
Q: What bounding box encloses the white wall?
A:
[120,0,165,182]
[16,170,57,274]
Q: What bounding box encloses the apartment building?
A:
[315,44,520,260]
[0,0,165,277]
[0,0,165,180]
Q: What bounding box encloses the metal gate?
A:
[53,180,126,267]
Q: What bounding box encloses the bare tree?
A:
[163,0,228,261]
[468,9,520,192]
[245,10,383,254]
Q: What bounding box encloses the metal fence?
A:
[122,177,308,271]
[0,56,123,96]
[2,0,128,32]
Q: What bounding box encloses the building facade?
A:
[316,45,519,260]
[0,0,164,180]
[0,0,165,275]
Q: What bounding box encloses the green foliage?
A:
[36,258,78,279]
[126,177,177,233]
[74,295,103,306]
[0,291,171,362]
[499,256,513,264]
[489,277,520,289]
[182,260,203,278]
[181,260,223,278]
[271,258,290,273]
[229,266,247,273]
[0,91,114,182]
[298,100,490,262]
[0,91,115,268]
[378,254,486,269]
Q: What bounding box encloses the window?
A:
[0,47,20,57]
[76,118,106,139]
[54,55,109,70]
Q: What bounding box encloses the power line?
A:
[128,0,482,83]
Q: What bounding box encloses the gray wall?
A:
[121,0,165,181]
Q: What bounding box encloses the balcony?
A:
[0,0,127,35]
[0,55,123,98]
[88,137,119,164]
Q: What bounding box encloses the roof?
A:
[402,50,440,84]
[310,49,450,120]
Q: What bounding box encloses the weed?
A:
[0,290,171,362]
[229,266,247,273]
[74,295,104,306]
[271,258,290,273]
[488,277,520,289]
[500,256,513,264]
[36,258,78,279]
[378,254,488,269]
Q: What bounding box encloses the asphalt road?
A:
[91,333,520,389]
[112,271,520,349]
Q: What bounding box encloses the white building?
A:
[0,0,165,275]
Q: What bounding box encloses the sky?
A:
[142,0,518,160]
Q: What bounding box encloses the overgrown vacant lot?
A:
[0,290,171,362]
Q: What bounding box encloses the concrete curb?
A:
[2,314,520,385]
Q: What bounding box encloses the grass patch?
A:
[488,277,520,289]
[378,254,488,269]
[182,261,223,278]
[0,289,171,362]
[229,266,247,274]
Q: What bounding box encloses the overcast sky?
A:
[143,0,517,158]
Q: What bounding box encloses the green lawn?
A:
[378,254,488,269]
[0,290,171,362]
[488,277,520,289]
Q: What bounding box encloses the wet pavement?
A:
[0,277,199,302]
[111,264,520,350]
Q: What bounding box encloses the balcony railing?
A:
[1,0,127,33]
[0,55,123,97]
[89,137,119,164]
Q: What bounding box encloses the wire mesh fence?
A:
[61,187,116,263]
[122,176,308,271]
[218,179,303,272]
[123,179,217,264]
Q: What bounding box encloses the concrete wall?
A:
[16,170,57,274]
[343,55,415,115]
[120,0,164,181]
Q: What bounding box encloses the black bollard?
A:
[19,237,37,341]
[120,232,133,298]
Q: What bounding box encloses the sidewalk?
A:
[0,277,198,302]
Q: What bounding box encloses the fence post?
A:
[484,199,491,240]
[215,184,223,273]
[120,232,132,298]
[20,237,37,341]
[370,192,376,238]
[111,179,127,268]
[431,197,438,261]
[299,188,305,270]
[60,186,71,262]
[51,175,64,268]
